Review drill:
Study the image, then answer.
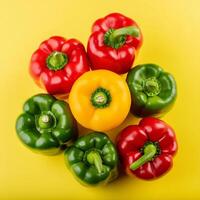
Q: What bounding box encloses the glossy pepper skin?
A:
[16,94,77,155]
[64,132,118,185]
[69,70,131,131]
[126,64,177,117]
[87,13,143,74]
[117,117,178,180]
[30,36,90,96]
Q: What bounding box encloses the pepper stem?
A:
[46,51,68,71]
[130,144,157,170]
[143,77,161,97]
[111,26,139,40]
[104,26,139,48]
[38,114,53,129]
[87,151,103,173]
[91,87,111,108]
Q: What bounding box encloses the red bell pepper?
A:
[30,36,90,96]
[117,117,178,180]
[87,13,143,74]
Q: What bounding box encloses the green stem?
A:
[130,144,157,170]
[46,51,68,71]
[38,114,53,129]
[91,87,111,108]
[87,151,103,173]
[110,26,139,40]
[143,77,161,97]
[104,26,139,49]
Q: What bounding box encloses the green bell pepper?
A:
[126,64,177,117]
[16,94,77,155]
[64,132,118,185]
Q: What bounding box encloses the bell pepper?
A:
[87,13,143,74]
[30,36,90,96]
[16,94,77,155]
[69,70,131,131]
[117,117,178,180]
[126,64,177,117]
[64,132,118,185]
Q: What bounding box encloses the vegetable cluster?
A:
[16,12,178,186]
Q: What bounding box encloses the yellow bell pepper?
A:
[69,70,131,131]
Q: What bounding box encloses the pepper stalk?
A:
[87,151,103,173]
[104,26,140,49]
[130,143,157,170]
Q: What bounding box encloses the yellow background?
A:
[1,0,200,199]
